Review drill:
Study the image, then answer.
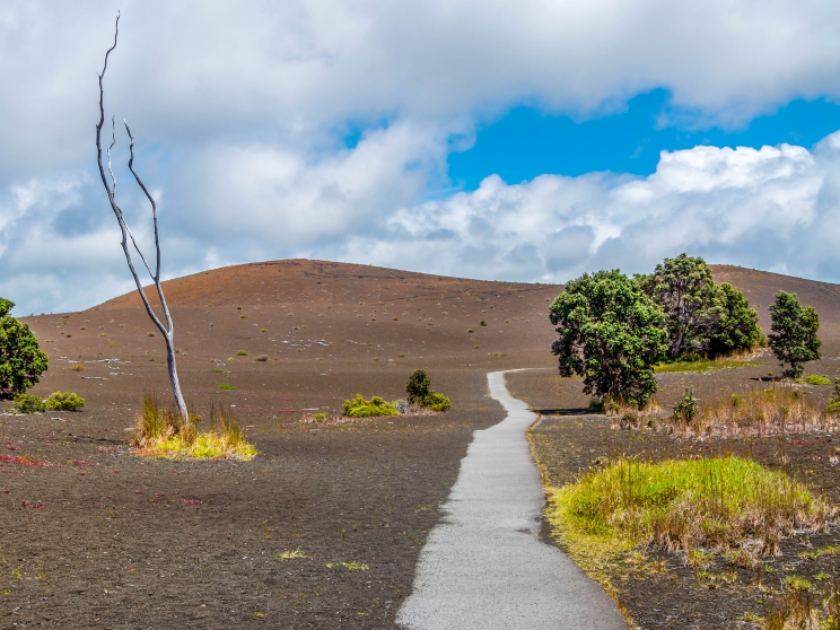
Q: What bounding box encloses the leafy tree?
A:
[708,282,764,357]
[638,254,723,360]
[768,291,821,379]
[0,298,49,399]
[550,270,667,407]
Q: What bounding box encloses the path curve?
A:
[396,370,627,630]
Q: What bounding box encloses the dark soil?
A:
[5,259,840,628]
[1,260,557,629]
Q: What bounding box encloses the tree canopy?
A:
[550,270,667,407]
[638,254,762,360]
[637,253,724,360]
[708,282,764,357]
[768,291,821,379]
[0,298,49,399]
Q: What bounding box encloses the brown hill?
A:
[710,265,840,343]
[99,259,556,310]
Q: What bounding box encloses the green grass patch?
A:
[654,358,761,373]
[546,456,834,577]
[217,383,237,390]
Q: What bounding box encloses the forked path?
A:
[396,370,627,630]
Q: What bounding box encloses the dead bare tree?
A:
[95,13,188,422]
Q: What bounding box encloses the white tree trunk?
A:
[95,13,189,423]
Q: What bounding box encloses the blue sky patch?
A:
[447,90,840,189]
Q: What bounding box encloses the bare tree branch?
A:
[95,13,188,422]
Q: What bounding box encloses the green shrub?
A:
[217,383,237,390]
[422,391,451,412]
[341,394,399,418]
[236,350,248,356]
[13,393,45,414]
[804,374,831,386]
[406,369,431,403]
[406,369,451,412]
[45,391,85,412]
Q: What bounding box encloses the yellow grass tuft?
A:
[132,395,256,461]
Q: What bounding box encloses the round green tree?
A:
[0,298,49,399]
[708,282,764,358]
[550,270,667,408]
[768,291,821,379]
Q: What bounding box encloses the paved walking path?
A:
[396,370,627,629]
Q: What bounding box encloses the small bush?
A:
[236,350,248,356]
[69,363,84,371]
[804,373,831,386]
[406,369,451,412]
[406,369,431,403]
[341,394,399,418]
[422,391,451,412]
[255,355,269,362]
[147,331,155,337]
[480,320,487,327]
[218,383,237,390]
[45,391,85,412]
[12,394,45,414]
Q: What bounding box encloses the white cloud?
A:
[338,133,840,284]
[3,1,840,312]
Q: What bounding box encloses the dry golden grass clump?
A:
[682,383,839,439]
[132,395,256,460]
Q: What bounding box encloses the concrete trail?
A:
[396,370,627,630]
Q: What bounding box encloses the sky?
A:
[4,1,840,314]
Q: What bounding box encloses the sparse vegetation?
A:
[45,391,85,411]
[132,395,256,460]
[325,561,368,571]
[277,548,311,561]
[236,350,248,356]
[217,383,237,390]
[685,383,833,438]
[70,362,85,371]
[255,354,268,362]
